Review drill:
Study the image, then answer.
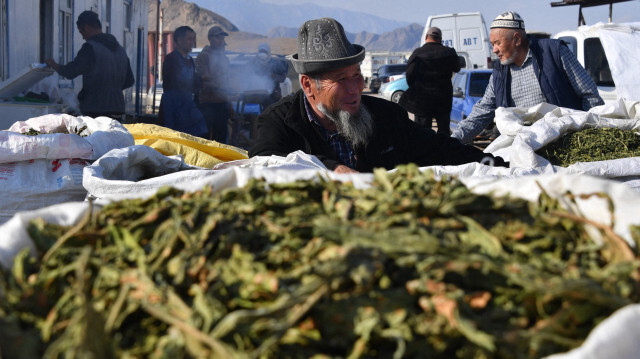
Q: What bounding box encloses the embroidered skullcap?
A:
[490,11,525,30]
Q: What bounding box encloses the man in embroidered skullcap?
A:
[249,17,507,173]
[451,11,604,144]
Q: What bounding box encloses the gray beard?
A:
[500,52,517,65]
[316,103,374,148]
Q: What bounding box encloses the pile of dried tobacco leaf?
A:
[1,164,639,359]
[536,127,640,167]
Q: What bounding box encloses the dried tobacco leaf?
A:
[0,164,638,359]
[537,127,640,167]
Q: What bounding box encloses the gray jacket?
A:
[58,33,134,116]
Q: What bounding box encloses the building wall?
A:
[1,0,148,114]
[5,1,41,76]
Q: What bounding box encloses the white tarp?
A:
[592,22,640,102]
[484,100,640,189]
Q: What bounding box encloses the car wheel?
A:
[391,91,404,103]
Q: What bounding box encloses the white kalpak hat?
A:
[490,12,525,30]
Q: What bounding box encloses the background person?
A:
[451,11,604,144]
[249,17,507,173]
[158,26,208,137]
[195,25,233,143]
[45,10,134,120]
[399,27,461,135]
[249,42,289,109]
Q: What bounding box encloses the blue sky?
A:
[261,0,640,35]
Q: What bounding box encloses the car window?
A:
[380,64,407,75]
[389,64,406,73]
[584,38,614,87]
[453,73,467,94]
[458,56,467,69]
[468,72,491,97]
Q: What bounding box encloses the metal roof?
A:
[550,0,632,8]
[549,0,634,26]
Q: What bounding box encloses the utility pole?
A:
[152,0,161,113]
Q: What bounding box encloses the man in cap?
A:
[195,25,233,142]
[250,42,289,109]
[249,17,507,173]
[45,10,134,120]
[451,11,604,144]
[398,26,461,135]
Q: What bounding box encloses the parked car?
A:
[369,63,407,93]
[377,69,492,133]
[450,69,492,131]
[378,76,408,104]
[553,28,616,104]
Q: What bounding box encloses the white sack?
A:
[460,173,640,248]
[544,304,640,359]
[83,145,212,203]
[0,158,89,225]
[0,202,89,270]
[28,75,80,113]
[84,148,372,205]
[1,114,134,163]
[0,114,134,225]
[485,100,640,182]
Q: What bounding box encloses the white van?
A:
[552,29,616,104]
[422,12,493,69]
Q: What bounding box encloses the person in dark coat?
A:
[249,17,507,173]
[45,10,134,120]
[398,27,461,135]
[195,25,233,143]
[158,26,208,137]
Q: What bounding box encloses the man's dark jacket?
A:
[57,33,134,116]
[398,42,461,117]
[249,90,504,172]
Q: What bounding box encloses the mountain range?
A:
[150,0,423,53]
[193,0,411,35]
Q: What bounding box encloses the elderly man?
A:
[399,26,461,135]
[249,17,507,173]
[451,12,604,144]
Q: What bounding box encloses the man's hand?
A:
[333,164,359,174]
[45,58,59,71]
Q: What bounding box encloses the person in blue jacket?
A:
[158,26,208,137]
[451,11,604,144]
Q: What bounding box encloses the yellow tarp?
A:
[124,123,248,168]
